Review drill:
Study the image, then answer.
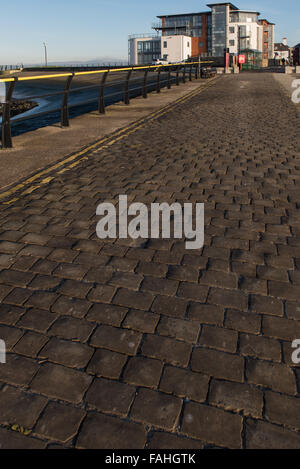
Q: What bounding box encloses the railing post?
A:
[176,66,180,86]
[124,69,132,105]
[167,67,171,89]
[143,68,149,99]
[61,74,74,127]
[189,64,193,81]
[98,70,109,114]
[156,68,161,93]
[182,65,186,84]
[195,63,199,80]
[1,80,16,149]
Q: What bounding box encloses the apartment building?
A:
[274,38,291,63]
[128,2,275,67]
[259,19,275,67]
[128,34,192,65]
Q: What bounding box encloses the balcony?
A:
[152,21,202,30]
[152,22,187,30]
[129,33,161,40]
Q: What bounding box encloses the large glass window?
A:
[163,14,202,37]
[211,5,227,56]
[137,40,161,65]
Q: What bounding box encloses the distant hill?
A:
[25,57,128,67]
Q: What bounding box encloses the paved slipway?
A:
[0,73,299,449]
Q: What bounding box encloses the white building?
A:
[274,38,290,62]
[128,34,191,65]
[227,11,263,55]
[161,36,192,63]
[128,35,161,66]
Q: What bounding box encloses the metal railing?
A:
[0,65,23,72]
[0,61,206,149]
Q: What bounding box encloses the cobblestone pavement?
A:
[0,73,300,449]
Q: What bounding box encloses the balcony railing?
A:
[129,33,161,40]
[152,22,201,30]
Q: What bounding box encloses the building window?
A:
[199,42,204,47]
[187,42,190,47]
[229,40,235,46]
[229,27,235,34]
[163,41,167,48]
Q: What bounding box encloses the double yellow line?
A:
[0,77,217,205]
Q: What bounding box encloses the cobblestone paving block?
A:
[157,316,200,344]
[87,348,127,379]
[264,391,300,430]
[48,317,95,342]
[30,363,92,403]
[124,356,163,388]
[86,378,136,417]
[39,337,94,369]
[13,331,49,358]
[0,353,39,386]
[90,325,142,355]
[239,333,281,362]
[160,366,210,403]
[151,295,188,319]
[76,412,147,449]
[142,334,192,367]
[113,288,154,311]
[51,296,92,319]
[191,348,244,383]
[147,431,204,449]
[34,401,86,443]
[245,419,300,449]
[225,309,261,334]
[246,359,297,395]
[122,309,160,333]
[0,385,47,429]
[209,379,263,418]
[86,303,128,327]
[0,427,46,449]
[187,303,224,326]
[200,325,238,353]
[181,402,243,449]
[131,388,182,431]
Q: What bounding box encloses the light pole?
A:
[43,42,48,67]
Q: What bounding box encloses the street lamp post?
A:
[43,42,48,67]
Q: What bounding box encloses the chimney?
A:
[282,38,287,46]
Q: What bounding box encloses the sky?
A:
[1,0,299,64]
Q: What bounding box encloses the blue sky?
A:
[2,0,299,64]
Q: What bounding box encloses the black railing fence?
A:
[0,61,209,149]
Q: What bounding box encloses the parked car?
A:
[152,58,169,66]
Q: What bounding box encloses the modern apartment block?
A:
[259,18,275,67]
[128,2,275,67]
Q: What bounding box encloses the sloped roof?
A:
[274,43,290,51]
